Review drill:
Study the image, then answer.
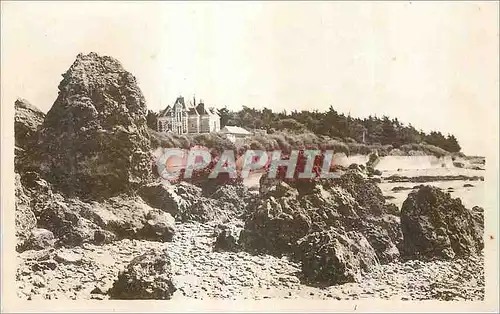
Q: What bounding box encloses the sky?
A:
[1,1,498,156]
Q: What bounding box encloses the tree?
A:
[218,107,231,127]
[146,110,158,130]
[444,134,461,152]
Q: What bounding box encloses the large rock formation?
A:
[16,171,175,249]
[34,52,152,198]
[240,170,402,275]
[297,228,379,285]
[240,181,312,256]
[400,186,484,260]
[109,249,176,299]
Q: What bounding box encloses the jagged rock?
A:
[401,186,483,260]
[14,98,45,150]
[109,249,176,300]
[140,209,175,242]
[384,203,400,216]
[213,225,241,252]
[241,172,402,264]
[471,206,484,242]
[139,181,202,216]
[19,172,54,217]
[14,99,46,172]
[297,229,379,285]
[210,183,247,214]
[348,163,365,172]
[239,181,312,256]
[360,215,402,264]
[82,196,176,242]
[335,171,387,216]
[366,166,382,177]
[20,229,55,251]
[36,195,98,246]
[34,52,152,198]
[25,177,176,246]
[140,181,239,223]
[15,174,36,251]
[366,151,380,168]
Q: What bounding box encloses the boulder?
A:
[334,171,387,216]
[297,229,379,285]
[366,166,382,177]
[19,172,54,217]
[14,98,45,150]
[213,225,241,252]
[139,209,175,242]
[109,249,176,300]
[239,181,312,256]
[209,183,247,214]
[36,195,99,246]
[401,186,483,260]
[20,229,56,251]
[241,172,402,264]
[34,52,152,199]
[140,181,239,223]
[359,215,402,264]
[139,181,202,217]
[22,176,176,246]
[366,151,380,168]
[81,196,176,242]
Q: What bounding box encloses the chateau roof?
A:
[158,96,220,117]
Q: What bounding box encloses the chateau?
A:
[157,96,221,135]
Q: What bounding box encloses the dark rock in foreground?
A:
[239,181,311,256]
[401,186,483,260]
[19,228,56,251]
[213,225,241,252]
[297,228,379,285]
[109,249,176,300]
[16,171,175,249]
[34,52,152,199]
[240,170,402,284]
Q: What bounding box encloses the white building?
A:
[220,126,252,143]
[157,96,220,135]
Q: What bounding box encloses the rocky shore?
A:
[14,52,486,302]
[16,221,484,301]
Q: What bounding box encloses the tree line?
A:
[147,105,461,153]
[217,105,461,153]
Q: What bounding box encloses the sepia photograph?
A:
[1,1,498,312]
